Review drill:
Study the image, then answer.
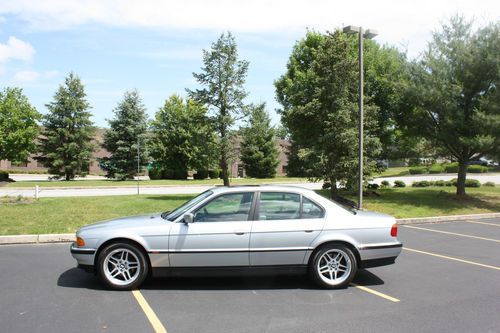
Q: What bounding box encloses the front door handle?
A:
[304,230,313,233]
[235,232,245,235]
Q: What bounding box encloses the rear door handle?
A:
[235,232,245,235]
[304,230,313,233]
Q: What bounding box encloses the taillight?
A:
[390,224,398,237]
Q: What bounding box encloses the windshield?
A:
[161,190,213,221]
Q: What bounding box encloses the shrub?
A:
[194,169,209,180]
[367,183,379,189]
[428,164,444,174]
[208,169,220,179]
[484,182,495,187]
[444,163,459,173]
[409,166,428,174]
[434,180,446,186]
[467,165,488,173]
[148,168,163,180]
[380,180,390,187]
[0,170,9,181]
[465,179,481,187]
[445,180,454,186]
[393,180,406,188]
[412,180,431,187]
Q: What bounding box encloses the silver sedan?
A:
[71,185,402,290]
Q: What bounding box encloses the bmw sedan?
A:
[71,185,402,290]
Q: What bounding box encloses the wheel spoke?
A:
[110,268,120,277]
[319,266,330,274]
[329,271,333,280]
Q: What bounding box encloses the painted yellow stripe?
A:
[131,289,167,333]
[403,247,500,271]
[463,220,500,227]
[403,225,500,243]
[350,283,400,302]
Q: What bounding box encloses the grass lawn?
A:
[375,167,410,178]
[1,186,498,235]
[3,176,308,188]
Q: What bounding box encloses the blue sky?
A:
[0,0,498,127]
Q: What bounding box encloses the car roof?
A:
[208,184,316,195]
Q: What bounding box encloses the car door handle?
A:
[304,230,313,233]
[234,232,245,235]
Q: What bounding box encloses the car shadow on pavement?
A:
[57,267,384,291]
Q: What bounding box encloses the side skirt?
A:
[151,265,308,278]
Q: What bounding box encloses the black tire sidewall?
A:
[310,244,357,289]
[97,242,149,290]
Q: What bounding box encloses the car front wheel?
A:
[97,242,148,290]
[310,244,357,289]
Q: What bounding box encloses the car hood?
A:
[78,213,163,233]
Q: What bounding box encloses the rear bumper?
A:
[70,243,96,266]
[357,242,402,268]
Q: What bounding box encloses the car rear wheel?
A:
[310,244,357,289]
[97,242,148,290]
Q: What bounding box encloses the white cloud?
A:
[13,69,59,82]
[0,36,35,63]
[0,0,498,57]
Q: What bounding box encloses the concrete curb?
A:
[0,212,499,245]
[396,213,500,225]
[0,233,74,245]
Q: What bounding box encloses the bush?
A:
[465,179,481,187]
[467,165,488,173]
[148,168,162,180]
[444,163,459,173]
[380,180,390,187]
[412,180,431,187]
[428,164,444,174]
[194,169,209,180]
[208,169,220,179]
[445,180,454,187]
[409,166,428,174]
[0,170,9,181]
[367,183,379,189]
[484,182,495,187]
[393,180,406,188]
[434,180,446,186]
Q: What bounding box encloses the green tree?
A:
[0,87,41,162]
[37,73,95,180]
[188,32,249,186]
[149,95,217,179]
[99,90,149,180]
[240,103,279,178]
[403,17,500,196]
[275,30,381,199]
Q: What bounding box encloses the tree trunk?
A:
[329,178,338,200]
[456,161,467,197]
[220,155,230,186]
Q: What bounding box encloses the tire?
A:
[97,242,149,290]
[309,243,357,289]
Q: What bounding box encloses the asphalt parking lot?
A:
[1,218,499,333]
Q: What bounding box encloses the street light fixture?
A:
[342,25,378,210]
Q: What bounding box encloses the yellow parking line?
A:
[350,283,400,303]
[463,220,500,227]
[403,225,500,243]
[403,247,500,271]
[131,289,167,333]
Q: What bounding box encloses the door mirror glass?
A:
[183,212,194,224]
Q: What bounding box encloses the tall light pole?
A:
[343,25,378,210]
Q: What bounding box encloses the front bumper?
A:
[70,242,96,266]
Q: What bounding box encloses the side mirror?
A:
[183,212,194,224]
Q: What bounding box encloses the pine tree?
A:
[99,90,149,180]
[37,73,95,180]
[240,104,279,178]
[188,32,249,186]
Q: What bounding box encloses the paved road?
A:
[0,182,324,198]
[373,173,500,185]
[1,218,499,332]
